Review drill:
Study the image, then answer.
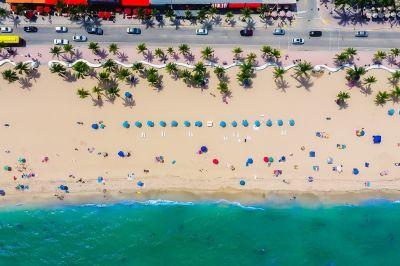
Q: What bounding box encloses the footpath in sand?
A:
[0,66,399,206]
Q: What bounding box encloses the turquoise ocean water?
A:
[0,200,400,265]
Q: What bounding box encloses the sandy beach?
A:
[0,64,399,207]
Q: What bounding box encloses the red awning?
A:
[228,3,246,9]
[44,0,57,4]
[121,0,149,7]
[36,6,43,12]
[124,8,131,15]
[64,0,88,5]
[246,3,261,8]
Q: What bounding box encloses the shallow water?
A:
[0,200,399,265]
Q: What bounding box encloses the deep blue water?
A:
[0,200,400,265]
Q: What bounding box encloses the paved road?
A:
[13,25,399,51]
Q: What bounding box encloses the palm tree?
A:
[98,70,110,82]
[167,47,175,56]
[50,46,63,59]
[92,85,103,100]
[49,63,67,77]
[336,91,350,105]
[14,62,30,76]
[201,46,214,61]
[72,61,90,79]
[165,62,178,77]
[389,70,400,85]
[232,47,243,60]
[260,45,272,58]
[178,44,190,56]
[214,66,225,79]
[106,86,120,100]
[63,44,74,56]
[131,62,144,73]
[246,52,257,65]
[77,88,90,99]
[373,50,387,64]
[273,67,286,80]
[184,9,192,20]
[346,66,366,82]
[208,6,218,19]
[390,86,400,101]
[294,61,313,78]
[146,68,161,87]
[240,8,252,21]
[375,91,389,105]
[103,59,117,72]
[217,81,229,94]
[179,69,192,83]
[108,43,119,55]
[116,67,131,82]
[193,61,206,74]
[344,47,357,59]
[165,9,175,21]
[88,42,100,55]
[197,8,207,22]
[2,69,18,83]
[390,48,400,58]
[271,49,281,61]
[363,76,377,86]
[334,52,349,64]
[136,43,147,54]
[154,48,165,60]
[225,11,234,22]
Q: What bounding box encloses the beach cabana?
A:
[91,123,99,130]
[239,180,246,186]
[184,121,191,127]
[195,121,203,127]
[231,121,238,127]
[266,119,273,127]
[220,121,227,128]
[388,109,395,116]
[289,119,295,126]
[171,120,178,127]
[124,91,132,99]
[122,121,130,128]
[118,151,125,157]
[242,120,249,127]
[135,121,142,128]
[147,121,155,127]
[159,121,167,127]
[277,119,283,126]
[254,120,261,127]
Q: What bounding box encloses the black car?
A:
[23,26,38,33]
[86,27,103,35]
[309,31,322,37]
[240,29,253,37]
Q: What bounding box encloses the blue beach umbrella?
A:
[353,168,359,175]
[135,121,142,128]
[247,158,254,164]
[171,120,178,127]
[266,119,273,127]
[137,181,144,187]
[388,109,395,116]
[201,146,208,153]
[118,151,125,157]
[289,119,295,126]
[254,120,261,127]
[231,121,238,127]
[97,176,103,183]
[91,123,99,130]
[277,119,283,126]
[122,121,130,128]
[124,91,132,98]
[184,121,191,127]
[220,121,227,128]
[239,180,246,186]
[147,121,155,127]
[159,121,167,127]
[242,119,249,127]
[195,121,203,127]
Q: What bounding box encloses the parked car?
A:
[55,26,68,33]
[292,38,305,45]
[196,28,208,35]
[23,26,38,33]
[309,31,322,37]
[0,27,13,33]
[272,28,285,35]
[53,39,69,45]
[240,29,253,37]
[72,35,88,42]
[126,27,142,34]
[355,31,368,37]
[86,27,103,35]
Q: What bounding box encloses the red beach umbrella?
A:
[263,157,269,163]
[213,159,219,165]
[44,6,51,13]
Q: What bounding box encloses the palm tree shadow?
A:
[337,100,349,110]
[128,75,139,87]
[295,76,313,91]
[117,52,129,62]
[123,98,136,108]
[27,68,41,81]
[97,49,109,59]
[19,77,32,90]
[144,51,154,62]
[73,49,83,60]
[184,53,195,63]
[63,71,77,82]
[360,86,372,96]
[387,56,397,66]
[275,79,289,92]
[92,97,104,107]
[157,19,165,28]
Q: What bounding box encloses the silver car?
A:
[292,38,305,45]
[355,31,368,37]
[273,28,285,35]
[196,28,208,35]
[55,26,68,33]
[0,27,13,33]
[72,35,88,42]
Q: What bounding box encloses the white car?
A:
[292,38,305,45]
[196,28,208,35]
[72,35,87,42]
[55,26,68,33]
[0,27,13,33]
[54,39,69,45]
